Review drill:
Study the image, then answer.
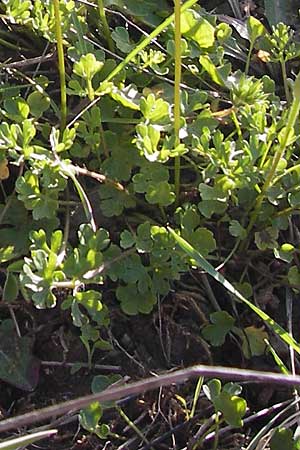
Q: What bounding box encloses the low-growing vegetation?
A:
[1,0,300,448]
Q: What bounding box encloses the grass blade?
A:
[105,0,199,82]
[168,227,300,355]
[0,430,57,450]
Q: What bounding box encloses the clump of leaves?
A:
[2,7,300,448]
[203,379,247,427]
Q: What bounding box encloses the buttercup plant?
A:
[1,0,300,447]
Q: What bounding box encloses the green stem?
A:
[273,163,300,185]
[259,139,273,169]
[212,413,220,450]
[174,0,182,205]
[116,407,151,447]
[246,71,300,235]
[274,207,300,218]
[231,109,242,139]
[281,58,290,105]
[53,0,67,131]
[86,78,94,101]
[190,377,204,418]
[104,0,199,83]
[0,37,23,51]
[97,0,115,52]
[245,41,254,75]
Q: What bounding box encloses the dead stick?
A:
[1,364,300,433]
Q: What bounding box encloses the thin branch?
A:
[2,365,300,433]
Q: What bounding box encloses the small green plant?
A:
[1,0,300,446]
[1,0,300,358]
[203,379,247,428]
[270,427,300,450]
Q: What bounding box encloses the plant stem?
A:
[86,78,94,101]
[190,377,204,418]
[246,71,300,235]
[212,413,220,450]
[4,365,300,433]
[281,58,291,105]
[273,163,300,185]
[230,109,242,139]
[68,0,199,128]
[97,0,115,52]
[174,0,182,205]
[245,41,254,75]
[117,407,151,447]
[105,0,198,83]
[53,0,67,131]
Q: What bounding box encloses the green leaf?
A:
[75,290,104,325]
[187,227,216,258]
[20,229,66,308]
[145,181,175,206]
[288,191,300,208]
[233,282,252,299]
[4,98,29,122]
[238,326,268,359]
[16,168,66,220]
[223,382,243,396]
[111,27,134,53]
[178,205,200,230]
[215,391,247,427]
[140,94,171,124]
[204,380,246,426]
[99,185,136,217]
[27,91,50,118]
[274,243,294,263]
[255,227,278,251]
[80,401,103,432]
[0,246,18,263]
[0,319,40,391]
[3,272,19,302]
[110,84,141,111]
[120,230,135,249]
[117,254,148,284]
[202,311,235,346]
[198,200,227,218]
[3,0,32,24]
[135,222,153,252]
[270,427,299,450]
[135,123,161,161]
[198,183,227,201]
[199,55,230,86]
[229,220,247,239]
[91,375,118,393]
[73,53,104,80]
[116,283,156,315]
[102,143,139,181]
[278,127,295,146]
[203,378,221,402]
[133,163,169,193]
[288,266,300,289]
[181,10,215,48]
[247,16,265,44]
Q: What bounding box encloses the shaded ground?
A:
[0,269,298,449]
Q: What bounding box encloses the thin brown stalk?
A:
[2,365,300,433]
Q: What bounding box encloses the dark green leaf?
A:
[0,320,40,391]
[3,272,19,302]
[202,311,235,346]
